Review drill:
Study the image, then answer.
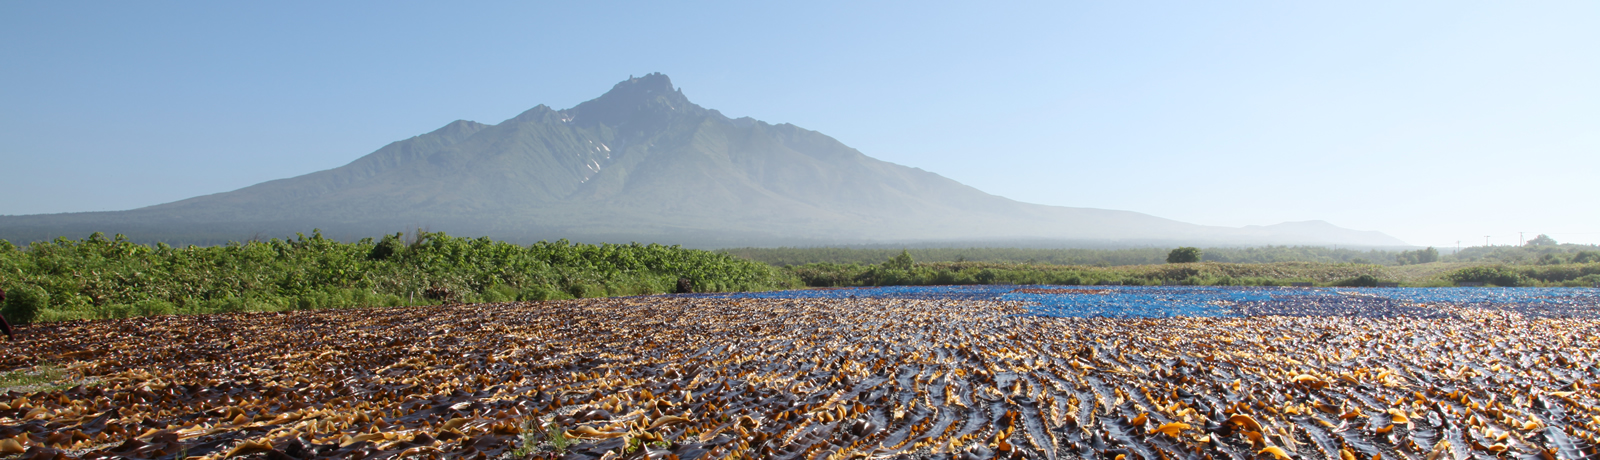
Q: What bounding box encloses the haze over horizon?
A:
[3,2,1596,247]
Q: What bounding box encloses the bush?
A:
[1167,247,1202,264]
[481,285,518,303]
[2,284,48,325]
[1397,247,1440,265]
[1446,266,1526,287]
[36,309,92,322]
[368,233,406,261]
[1335,274,1379,287]
[566,282,598,299]
[101,303,136,319]
[974,269,998,284]
[517,285,565,301]
[134,299,176,317]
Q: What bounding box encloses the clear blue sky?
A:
[3,1,1596,247]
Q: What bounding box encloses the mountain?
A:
[0,73,1409,248]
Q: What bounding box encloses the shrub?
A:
[102,303,136,319]
[481,285,518,303]
[368,233,406,261]
[2,284,48,325]
[974,269,998,284]
[36,309,92,322]
[517,285,564,301]
[1397,247,1440,265]
[566,282,598,299]
[1167,247,1202,264]
[1336,274,1379,287]
[884,250,915,271]
[1446,266,1526,287]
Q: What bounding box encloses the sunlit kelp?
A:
[0,288,1598,459]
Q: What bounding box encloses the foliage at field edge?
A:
[0,231,798,323]
[782,253,1600,289]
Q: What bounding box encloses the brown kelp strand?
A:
[2,297,1600,460]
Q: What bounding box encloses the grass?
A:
[0,364,74,393]
[1384,262,1485,283]
[510,420,570,457]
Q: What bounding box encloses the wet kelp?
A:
[2,294,1600,459]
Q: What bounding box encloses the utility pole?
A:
[1485,236,1491,247]
[1520,231,1525,247]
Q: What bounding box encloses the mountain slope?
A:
[0,73,1408,248]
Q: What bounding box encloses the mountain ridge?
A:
[0,73,1409,248]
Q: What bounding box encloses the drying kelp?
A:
[1,295,1599,460]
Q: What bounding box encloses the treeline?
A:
[724,245,1432,267]
[1450,240,1600,265]
[0,231,797,324]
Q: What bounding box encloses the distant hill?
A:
[0,73,1408,248]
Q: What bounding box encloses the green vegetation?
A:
[512,419,570,456]
[1335,274,1381,287]
[2,283,47,325]
[1167,247,1202,264]
[1450,236,1600,265]
[1396,246,1439,265]
[1444,264,1600,287]
[512,421,576,456]
[1,231,1591,325]
[0,364,71,393]
[724,245,1451,267]
[786,255,1399,287]
[726,242,1600,268]
[729,244,1600,288]
[780,253,1596,288]
[0,231,796,322]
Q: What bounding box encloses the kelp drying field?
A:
[1,286,1600,459]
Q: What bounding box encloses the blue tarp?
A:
[703,285,1600,318]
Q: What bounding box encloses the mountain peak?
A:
[619,72,676,93]
[566,73,700,128]
[593,72,685,106]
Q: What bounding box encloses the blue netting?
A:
[701,285,1600,318]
